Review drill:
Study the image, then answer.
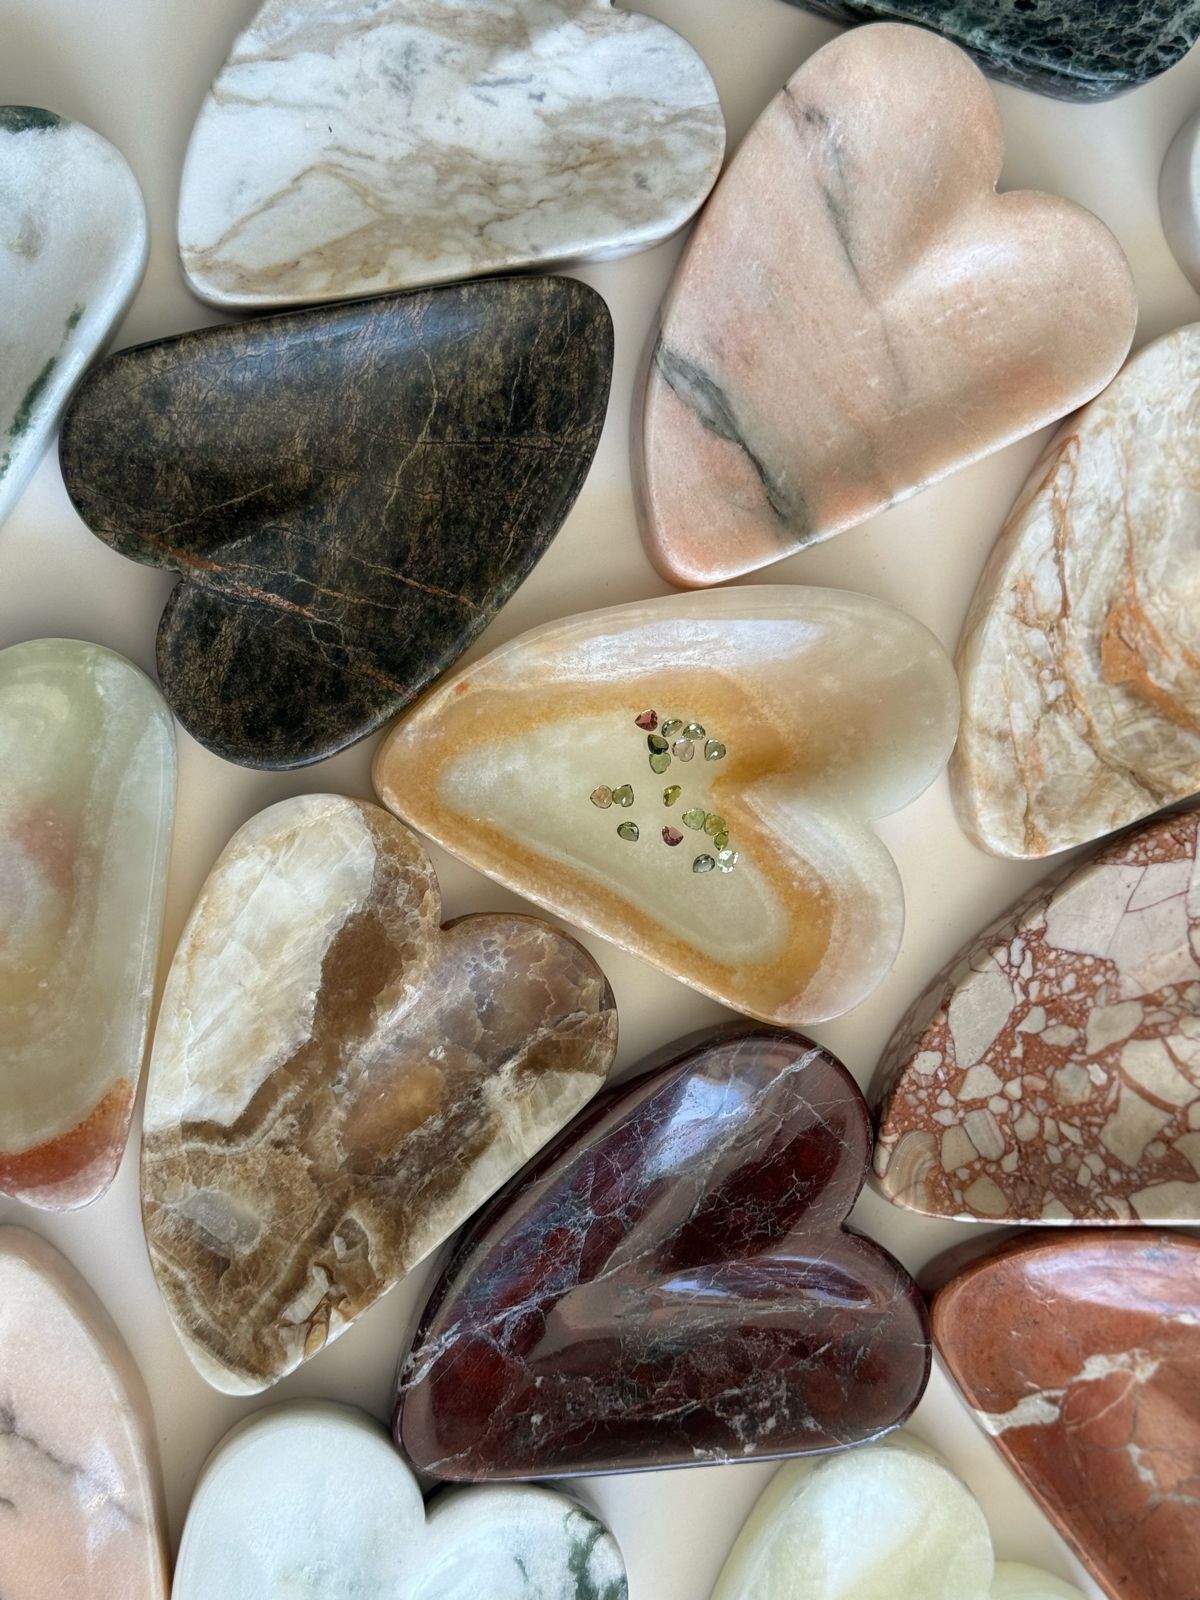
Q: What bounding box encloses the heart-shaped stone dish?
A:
[177,0,725,310]
[374,586,959,1025]
[59,276,613,768]
[396,1027,931,1478]
[0,107,146,528]
[636,23,1136,586]
[173,1402,627,1599]
[141,794,618,1394]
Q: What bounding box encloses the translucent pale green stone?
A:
[704,813,726,837]
[617,821,639,842]
[663,785,682,806]
[649,752,671,774]
[682,807,706,830]
[612,784,635,807]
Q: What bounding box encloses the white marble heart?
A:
[0,108,146,527]
[710,1433,1085,1600]
[173,1402,628,1599]
[1161,108,1200,291]
[177,0,724,310]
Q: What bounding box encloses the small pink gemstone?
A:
[662,826,684,847]
[635,709,658,731]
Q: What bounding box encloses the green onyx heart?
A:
[704,813,726,837]
[682,807,706,830]
[649,752,672,774]
[612,784,635,807]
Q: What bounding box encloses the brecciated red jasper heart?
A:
[933,1232,1200,1600]
[395,1027,930,1479]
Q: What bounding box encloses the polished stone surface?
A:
[374,588,959,1025]
[637,24,1136,587]
[934,1232,1200,1600]
[179,0,724,310]
[175,1401,626,1599]
[142,795,616,1394]
[0,107,146,528]
[1161,110,1200,289]
[0,639,175,1210]
[789,3,1200,101]
[396,1028,930,1478]
[0,1227,168,1599]
[953,326,1200,859]
[59,277,612,768]
[875,811,1200,1225]
[710,1432,1085,1600]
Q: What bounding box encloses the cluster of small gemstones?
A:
[586,711,738,871]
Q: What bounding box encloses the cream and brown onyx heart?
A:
[374,588,959,1025]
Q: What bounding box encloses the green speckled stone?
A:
[789,2,1200,100]
[59,277,613,768]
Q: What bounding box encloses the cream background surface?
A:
[3,2,1200,1595]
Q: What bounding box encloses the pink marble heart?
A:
[637,23,1136,587]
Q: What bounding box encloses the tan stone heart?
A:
[141,794,617,1394]
[637,22,1136,587]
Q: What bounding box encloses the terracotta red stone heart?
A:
[395,1026,930,1478]
[933,1232,1200,1600]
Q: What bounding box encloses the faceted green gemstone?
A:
[693,854,716,874]
[683,722,705,739]
[661,719,684,739]
[649,751,672,774]
[704,739,726,762]
[682,807,706,830]
[617,821,640,842]
[663,785,682,807]
[590,785,613,809]
[713,830,729,851]
[717,849,739,872]
[704,813,726,837]
[647,733,669,754]
[612,784,635,807]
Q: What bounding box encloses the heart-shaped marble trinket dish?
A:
[786,3,1200,101]
[374,587,959,1025]
[710,1432,1084,1600]
[952,326,1200,859]
[636,23,1136,587]
[178,0,724,311]
[875,810,1200,1226]
[934,1231,1200,1600]
[0,1228,168,1599]
[175,1402,627,1599]
[0,638,175,1210]
[0,107,146,528]
[142,795,617,1394]
[396,1027,930,1478]
[59,276,612,768]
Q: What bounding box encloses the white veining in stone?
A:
[976,1349,1162,1436]
[0,109,146,526]
[178,0,724,309]
[173,1402,627,1599]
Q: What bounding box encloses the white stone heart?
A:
[710,1433,1084,1600]
[1160,109,1200,291]
[177,0,724,310]
[0,108,146,527]
[173,1402,627,1599]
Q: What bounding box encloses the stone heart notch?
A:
[1,638,175,1210]
[874,810,1200,1226]
[710,1432,1085,1600]
[374,587,959,1026]
[174,1402,627,1599]
[59,276,612,768]
[395,1028,931,1479]
[784,2,1200,102]
[141,795,617,1394]
[636,23,1136,587]
[0,107,146,528]
[933,1231,1200,1600]
[0,1228,168,1599]
[953,325,1200,860]
[178,0,724,311]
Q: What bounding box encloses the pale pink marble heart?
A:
[637,22,1137,587]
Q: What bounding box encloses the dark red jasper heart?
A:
[395,1026,930,1478]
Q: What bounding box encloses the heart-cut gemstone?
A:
[1161,113,1200,291]
[142,794,616,1394]
[0,639,175,1210]
[0,107,146,527]
[953,325,1200,859]
[395,1027,930,1478]
[933,1231,1200,1600]
[177,0,724,310]
[874,810,1200,1226]
[59,276,612,768]
[374,587,959,1024]
[785,2,1200,100]
[636,23,1135,586]
[0,1227,168,1599]
[710,1432,1084,1600]
[173,1402,627,1599]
